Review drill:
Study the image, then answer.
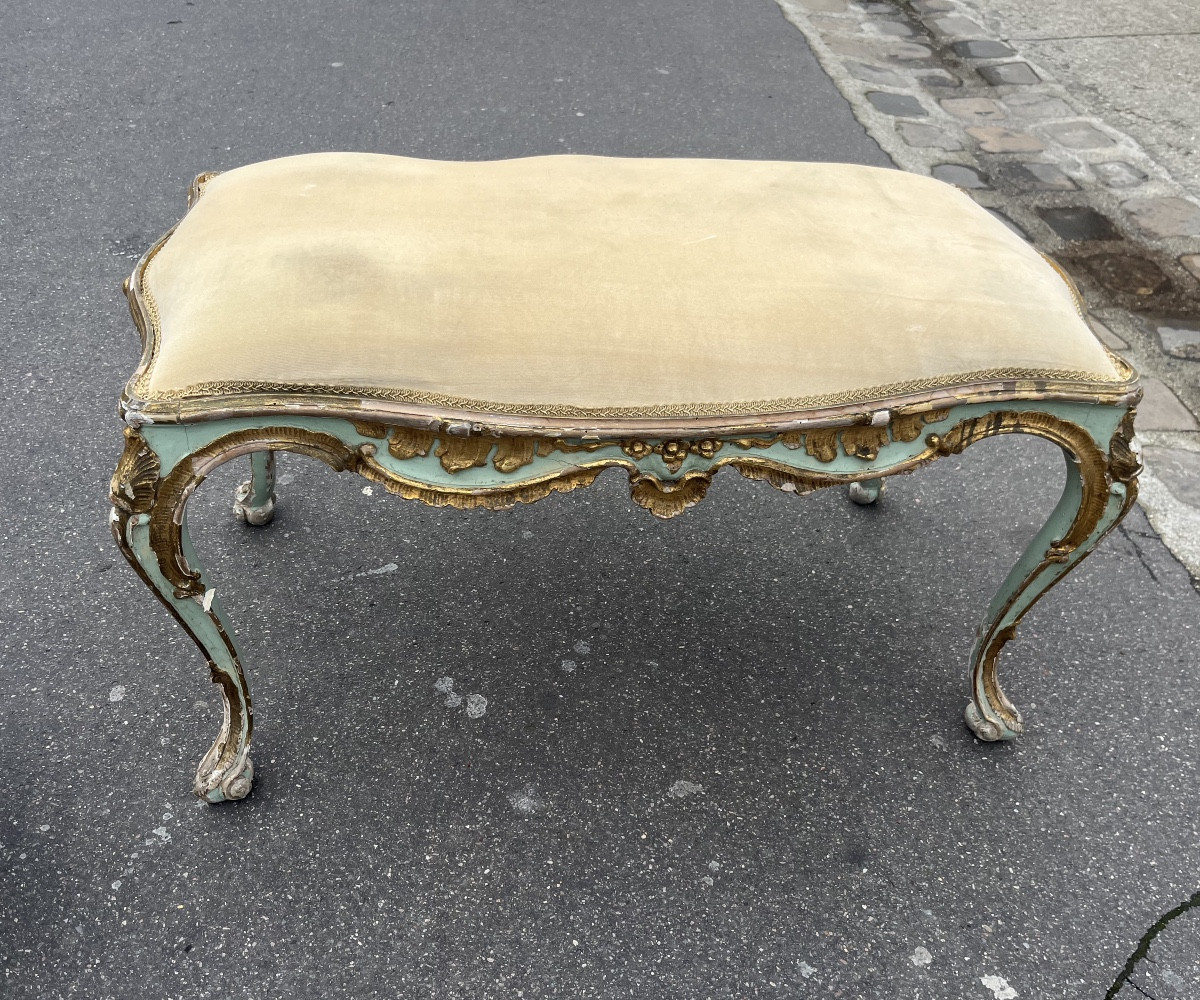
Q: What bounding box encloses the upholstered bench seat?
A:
[112,153,1141,802]
[132,153,1122,420]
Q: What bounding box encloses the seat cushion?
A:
[130,152,1123,417]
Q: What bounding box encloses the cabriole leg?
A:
[111,428,255,802]
[931,409,1141,741]
[234,450,276,526]
[848,477,886,506]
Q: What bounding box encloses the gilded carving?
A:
[366,464,602,511]
[620,440,654,461]
[534,436,724,471]
[733,435,778,450]
[1109,409,1141,488]
[351,420,387,439]
[840,425,889,461]
[388,426,436,461]
[730,460,842,495]
[630,471,711,518]
[493,437,537,474]
[111,427,160,515]
[729,411,949,463]
[435,435,493,473]
[804,428,840,463]
[889,412,926,443]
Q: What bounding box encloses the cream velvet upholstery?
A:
[136,152,1121,416]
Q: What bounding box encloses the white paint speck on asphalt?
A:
[507,784,545,815]
[465,694,487,719]
[108,685,126,702]
[910,946,932,967]
[667,780,703,799]
[981,974,1018,999]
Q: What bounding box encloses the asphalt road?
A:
[2,2,1198,998]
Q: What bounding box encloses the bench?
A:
[110,152,1142,802]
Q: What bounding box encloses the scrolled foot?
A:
[195,754,254,803]
[848,478,886,506]
[965,701,1023,742]
[233,480,275,526]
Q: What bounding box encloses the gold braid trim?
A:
[130,366,1131,419]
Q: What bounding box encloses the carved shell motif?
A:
[111,427,161,515]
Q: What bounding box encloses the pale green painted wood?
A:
[120,393,1137,798]
[114,507,253,802]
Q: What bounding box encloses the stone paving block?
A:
[897,121,963,150]
[867,91,927,117]
[931,163,988,189]
[1002,93,1074,118]
[1093,161,1148,188]
[966,125,1044,152]
[1086,315,1128,350]
[979,62,1041,86]
[915,68,961,87]
[873,19,917,37]
[889,40,935,60]
[1181,254,1200,281]
[1005,160,1077,191]
[1039,206,1120,241]
[1137,378,1200,431]
[786,0,848,12]
[1122,197,1200,239]
[929,15,985,38]
[1142,447,1200,507]
[940,97,1006,122]
[1157,322,1200,360]
[1040,120,1117,150]
[824,36,882,60]
[842,61,907,87]
[951,39,1014,59]
[807,13,851,31]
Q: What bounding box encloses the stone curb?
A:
[774,0,1200,584]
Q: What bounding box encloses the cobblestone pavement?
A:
[775,0,1200,584]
